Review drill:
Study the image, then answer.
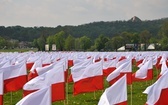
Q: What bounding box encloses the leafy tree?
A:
[54,31,65,51]
[0,36,7,48]
[79,36,92,51]
[37,35,46,51]
[65,35,75,51]
[111,36,124,51]
[139,30,151,50]
[120,32,132,44]
[104,39,113,51]
[75,38,80,51]
[95,35,109,51]
[159,21,168,50]
[46,35,55,50]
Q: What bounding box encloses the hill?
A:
[0,16,168,42]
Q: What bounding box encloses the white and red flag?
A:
[16,87,51,105]
[98,75,127,105]
[143,71,168,105]
[158,60,168,79]
[103,59,116,77]
[107,59,132,85]
[23,65,65,102]
[132,58,153,82]
[0,62,27,105]
[72,61,103,95]
[1,62,27,93]
[0,72,3,105]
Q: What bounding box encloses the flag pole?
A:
[66,79,69,104]
[10,92,12,105]
[130,84,132,105]
[94,91,96,99]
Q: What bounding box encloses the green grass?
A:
[3,63,159,105]
[0,48,38,52]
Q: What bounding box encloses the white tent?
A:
[117,46,125,51]
[147,44,155,50]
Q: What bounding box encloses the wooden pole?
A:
[130,85,132,105]
[66,82,68,105]
[10,92,12,105]
[94,91,96,99]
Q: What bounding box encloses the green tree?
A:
[111,36,124,51]
[54,31,65,51]
[139,30,151,51]
[37,35,46,51]
[65,35,75,51]
[75,38,80,51]
[46,35,55,50]
[95,35,109,51]
[104,39,113,51]
[79,36,91,51]
[159,21,168,50]
[0,36,7,48]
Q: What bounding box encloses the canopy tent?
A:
[147,44,155,50]
[117,46,125,51]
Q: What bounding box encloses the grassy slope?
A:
[3,61,159,105]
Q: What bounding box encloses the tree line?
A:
[0,17,168,51]
[33,21,168,51]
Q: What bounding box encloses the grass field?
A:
[3,64,159,105]
[0,48,38,52]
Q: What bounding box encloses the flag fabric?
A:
[0,72,3,105]
[72,61,103,95]
[28,60,64,81]
[26,56,40,70]
[68,58,93,82]
[28,60,42,81]
[143,71,168,105]
[155,56,162,70]
[98,75,127,105]
[158,60,168,79]
[103,59,116,77]
[132,58,153,82]
[0,62,27,93]
[23,65,65,102]
[16,87,51,105]
[107,59,132,85]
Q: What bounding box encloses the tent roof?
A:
[147,44,155,50]
[117,46,125,51]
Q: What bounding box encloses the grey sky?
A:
[0,0,168,27]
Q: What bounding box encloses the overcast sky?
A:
[0,0,168,27]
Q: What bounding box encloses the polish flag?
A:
[26,56,40,70]
[72,61,103,95]
[16,87,51,105]
[23,65,65,102]
[132,58,153,82]
[1,62,27,93]
[143,71,168,105]
[98,75,127,105]
[155,56,162,70]
[103,59,116,77]
[0,72,3,105]
[28,60,42,81]
[28,59,65,81]
[158,60,168,79]
[0,62,27,105]
[107,59,132,85]
[68,58,93,82]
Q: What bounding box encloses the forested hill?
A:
[0,17,168,42]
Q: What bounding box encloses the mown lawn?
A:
[4,65,159,105]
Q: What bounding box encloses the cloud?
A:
[0,0,168,27]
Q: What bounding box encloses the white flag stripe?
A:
[98,75,127,105]
[16,87,51,105]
